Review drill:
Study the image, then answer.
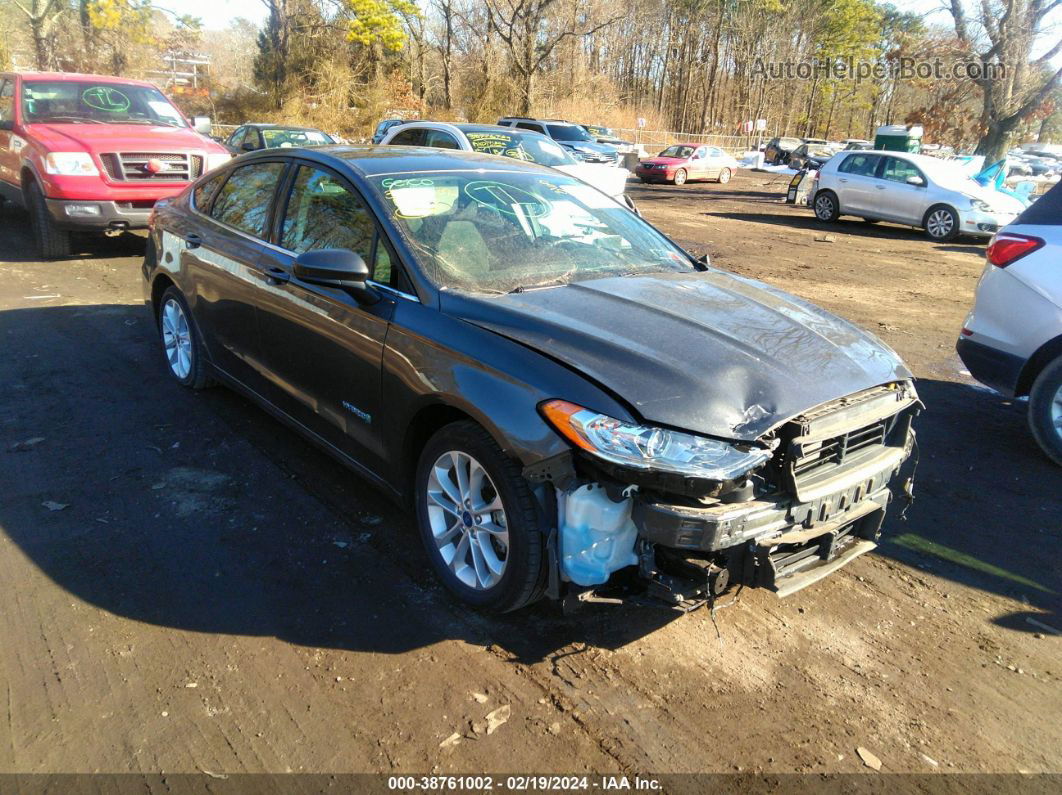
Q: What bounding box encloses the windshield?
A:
[370,170,694,293]
[262,128,333,147]
[546,124,594,142]
[464,131,577,167]
[21,81,187,127]
[660,145,694,159]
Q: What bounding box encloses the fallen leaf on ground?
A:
[439,732,461,748]
[857,746,882,771]
[471,692,488,703]
[485,704,511,735]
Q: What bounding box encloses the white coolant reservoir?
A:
[559,484,639,586]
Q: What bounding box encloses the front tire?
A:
[1028,356,1062,466]
[717,167,732,184]
[26,180,71,260]
[813,190,840,222]
[415,421,546,612]
[924,205,960,241]
[673,169,687,186]
[157,287,213,389]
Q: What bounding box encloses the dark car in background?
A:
[371,118,409,144]
[789,142,836,171]
[225,123,335,154]
[764,136,802,165]
[144,145,917,612]
[497,117,619,164]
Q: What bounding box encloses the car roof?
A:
[234,144,560,178]
[13,71,157,88]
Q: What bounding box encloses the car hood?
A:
[443,270,911,441]
[26,123,226,154]
[554,162,629,197]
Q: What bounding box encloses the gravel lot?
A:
[0,171,1059,777]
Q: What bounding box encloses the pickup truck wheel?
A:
[26,181,71,260]
[813,190,840,222]
[415,421,546,612]
[924,205,960,241]
[157,287,213,389]
[1028,355,1062,466]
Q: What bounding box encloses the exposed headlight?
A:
[541,399,772,481]
[205,152,232,171]
[44,152,99,176]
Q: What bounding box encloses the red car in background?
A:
[0,71,231,258]
[635,144,739,186]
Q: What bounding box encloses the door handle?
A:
[264,267,290,286]
[838,178,848,183]
[875,184,886,189]
[184,233,202,249]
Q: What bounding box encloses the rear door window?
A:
[210,161,285,238]
[193,171,227,211]
[515,121,545,134]
[880,157,923,183]
[0,79,14,122]
[390,127,426,146]
[839,153,879,177]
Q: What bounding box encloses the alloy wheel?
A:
[926,209,954,238]
[719,168,731,184]
[425,450,509,590]
[674,169,687,186]
[1051,382,1062,441]
[814,194,834,220]
[161,298,193,380]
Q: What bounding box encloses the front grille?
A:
[101,152,203,182]
[790,419,888,478]
[770,383,918,499]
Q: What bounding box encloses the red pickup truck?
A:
[0,71,231,258]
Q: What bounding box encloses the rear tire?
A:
[26,180,71,260]
[415,421,546,612]
[1028,355,1062,466]
[157,287,213,390]
[813,190,840,222]
[924,204,960,241]
[717,168,732,184]
[673,169,687,186]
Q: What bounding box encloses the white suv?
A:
[957,181,1062,464]
[812,150,1025,241]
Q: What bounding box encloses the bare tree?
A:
[11,0,65,69]
[949,0,1062,160]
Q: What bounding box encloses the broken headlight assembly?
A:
[541,399,771,482]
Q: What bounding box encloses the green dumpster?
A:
[874,124,923,153]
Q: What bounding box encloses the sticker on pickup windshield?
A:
[82,86,130,113]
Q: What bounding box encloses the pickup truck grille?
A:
[101,152,203,182]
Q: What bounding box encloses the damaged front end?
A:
[527,381,920,609]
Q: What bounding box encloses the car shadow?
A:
[0,304,1057,668]
[0,203,147,262]
[707,209,989,251]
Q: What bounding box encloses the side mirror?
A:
[293,248,378,304]
[0,120,13,131]
[192,116,212,135]
[906,175,925,187]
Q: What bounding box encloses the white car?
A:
[957,181,1062,464]
[380,121,634,211]
[811,150,1025,241]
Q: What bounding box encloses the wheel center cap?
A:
[462,511,473,527]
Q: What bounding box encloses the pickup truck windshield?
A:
[371,170,693,293]
[21,81,187,127]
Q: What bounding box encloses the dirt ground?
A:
[0,171,1059,779]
